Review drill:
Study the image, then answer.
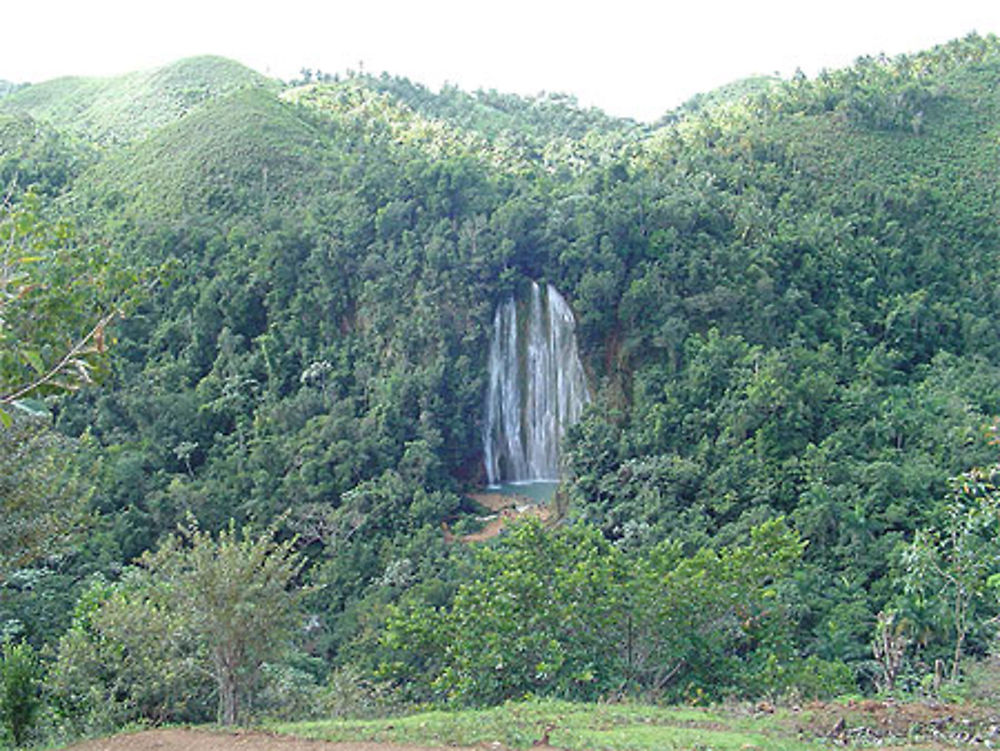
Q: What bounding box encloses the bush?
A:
[48,574,215,735]
[253,659,326,721]
[949,654,1000,704]
[0,641,41,747]
[757,654,856,702]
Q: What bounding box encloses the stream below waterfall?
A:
[484,480,561,504]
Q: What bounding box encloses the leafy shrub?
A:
[253,660,326,721]
[380,518,807,706]
[0,641,41,747]
[757,654,856,702]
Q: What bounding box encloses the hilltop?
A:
[74,86,328,218]
[0,55,274,143]
[0,78,20,98]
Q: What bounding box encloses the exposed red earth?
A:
[61,728,489,751]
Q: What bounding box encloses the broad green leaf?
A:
[11,398,49,418]
[22,349,45,374]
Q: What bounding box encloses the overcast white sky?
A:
[4,1,1000,122]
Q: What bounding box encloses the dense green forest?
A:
[4,34,1000,746]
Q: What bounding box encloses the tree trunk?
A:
[951,588,968,681]
[216,648,240,726]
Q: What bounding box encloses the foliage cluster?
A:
[0,641,41,748]
[376,518,843,705]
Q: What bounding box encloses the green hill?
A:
[76,86,327,218]
[0,55,274,144]
[0,79,20,98]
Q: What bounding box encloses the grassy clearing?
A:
[271,699,817,750]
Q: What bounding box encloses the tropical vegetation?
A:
[3,33,1000,748]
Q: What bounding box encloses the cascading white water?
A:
[483,281,590,485]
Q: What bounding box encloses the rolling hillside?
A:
[0,55,274,143]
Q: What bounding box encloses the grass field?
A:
[275,699,819,750]
[271,697,1000,750]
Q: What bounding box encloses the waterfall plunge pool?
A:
[482,281,590,493]
[483,480,560,504]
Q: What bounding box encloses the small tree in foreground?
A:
[140,518,306,726]
[54,519,307,729]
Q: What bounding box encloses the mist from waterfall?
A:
[483,281,590,486]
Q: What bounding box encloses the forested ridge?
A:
[4,33,1000,743]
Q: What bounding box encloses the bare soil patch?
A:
[60,728,483,751]
[454,493,553,542]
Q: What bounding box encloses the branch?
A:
[1,183,18,284]
[1,306,120,406]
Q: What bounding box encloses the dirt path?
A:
[61,728,486,751]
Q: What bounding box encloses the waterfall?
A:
[483,281,590,485]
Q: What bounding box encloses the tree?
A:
[0,418,91,583]
[380,518,811,705]
[53,520,306,727]
[0,640,41,748]
[1,188,158,578]
[138,518,306,725]
[626,518,808,699]
[872,610,911,693]
[49,573,212,732]
[430,519,624,704]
